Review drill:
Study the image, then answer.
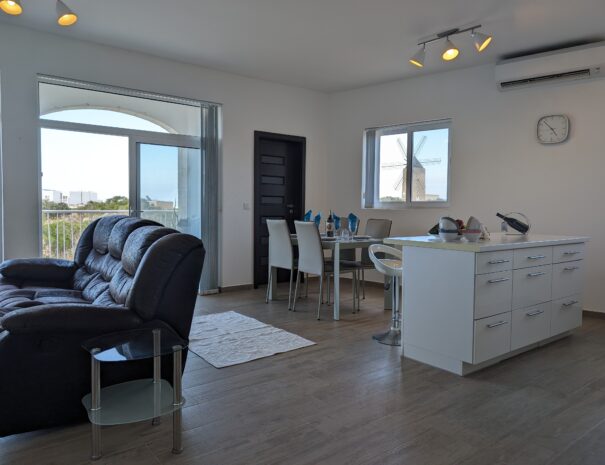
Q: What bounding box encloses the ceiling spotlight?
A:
[56,0,77,26]
[441,38,459,61]
[409,45,426,68]
[472,30,492,52]
[0,0,22,16]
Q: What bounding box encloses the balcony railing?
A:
[42,209,180,259]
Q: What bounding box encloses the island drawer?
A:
[551,295,582,336]
[473,312,511,364]
[474,270,512,319]
[513,247,553,269]
[511,303,551,351]
[512,265,552,309]
[476,251,513,275]
[552,261,584,300]
[553,243,585,264]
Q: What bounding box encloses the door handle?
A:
[527,272,546,277]
[563,266,579,271]
[527,255,546,260]
[562,300,579,307]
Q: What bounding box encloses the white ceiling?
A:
[3,0,605,92]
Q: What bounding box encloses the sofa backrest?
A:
[73,216,205,336]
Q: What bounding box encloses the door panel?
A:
[254,132,305,286]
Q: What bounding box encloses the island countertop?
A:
[384,233,589,252]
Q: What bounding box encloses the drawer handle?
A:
[527,272,546,277]
[488,259,510,265]
[562,300,579,307]
[487,277,510,284]
[487,320,509,328]
[527,255,546,260]
[563,266,580,271]
[526,309,545,317]
[563,251,580,255]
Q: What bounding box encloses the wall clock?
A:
[537,114,570,144]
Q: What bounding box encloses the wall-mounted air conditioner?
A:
[495,42,605,91]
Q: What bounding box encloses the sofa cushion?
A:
[122,226,176,276]
[92,215,128,254]
[108,218,159,259]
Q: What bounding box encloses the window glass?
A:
[411,128,449,202]
[378,132,407,202]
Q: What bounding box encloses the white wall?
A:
[0,24,328,288]
[328,64,605,312]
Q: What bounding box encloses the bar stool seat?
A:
[368,244,403,346]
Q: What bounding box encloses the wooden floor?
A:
[3,283,605,465]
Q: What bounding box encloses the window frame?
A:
[362,119,452,210]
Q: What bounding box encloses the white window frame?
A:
[362,119,452,209]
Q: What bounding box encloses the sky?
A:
[41,110,179,203]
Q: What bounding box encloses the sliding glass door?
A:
[38,77,221,292]
[137,143,202,238]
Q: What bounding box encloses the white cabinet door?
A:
[512,265,552,309]
[552,261,584,300]
[552,243,585,264]
[476,251,513,275]
[511,303,551,351]
[513,247,553,269]
[473,312,511,364]
[474,270,512,319]
[551,295,582,336]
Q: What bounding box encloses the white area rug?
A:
[188,311,316,368]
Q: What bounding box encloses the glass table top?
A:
[82,327,188,362]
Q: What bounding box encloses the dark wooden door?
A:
[254,131,305,287]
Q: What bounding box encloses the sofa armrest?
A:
[0,258,77,283]
[0,304,143,335]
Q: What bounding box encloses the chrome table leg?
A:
[152,328,161,425]
[172,346,183,454]
[90,348,102,460]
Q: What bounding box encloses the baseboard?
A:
[218,284,255,293]
[583,309,605,319]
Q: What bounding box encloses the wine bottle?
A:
[496,213,529,234]
[326,210,335,237]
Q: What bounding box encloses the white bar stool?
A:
[368,244,403,346]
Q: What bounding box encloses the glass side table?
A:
[82,327,188,460]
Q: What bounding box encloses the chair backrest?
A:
[266,219,294,270]
[74,215,205,337]
[361,219,393,265]
[294,221,324,276]
[368,244,402,278]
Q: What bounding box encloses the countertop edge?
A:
[384,235,590,252]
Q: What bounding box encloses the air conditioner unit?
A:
[495,42,605,90]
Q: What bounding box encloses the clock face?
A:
[537,115,570,144]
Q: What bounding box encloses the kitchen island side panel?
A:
[402,246,476,363]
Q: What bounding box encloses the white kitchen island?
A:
[384,234,589,376]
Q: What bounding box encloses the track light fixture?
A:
[409,44,426,68]
[0,0,78,26]
[56,0,77,26]
[0,0,22,15]
[441,38,459,61]
[409,24,492,68]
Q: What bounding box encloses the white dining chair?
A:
[265,219,296,310]
[292,221,359,320]
[368,243,402,346]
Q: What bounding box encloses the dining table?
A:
[268,235,384,320]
